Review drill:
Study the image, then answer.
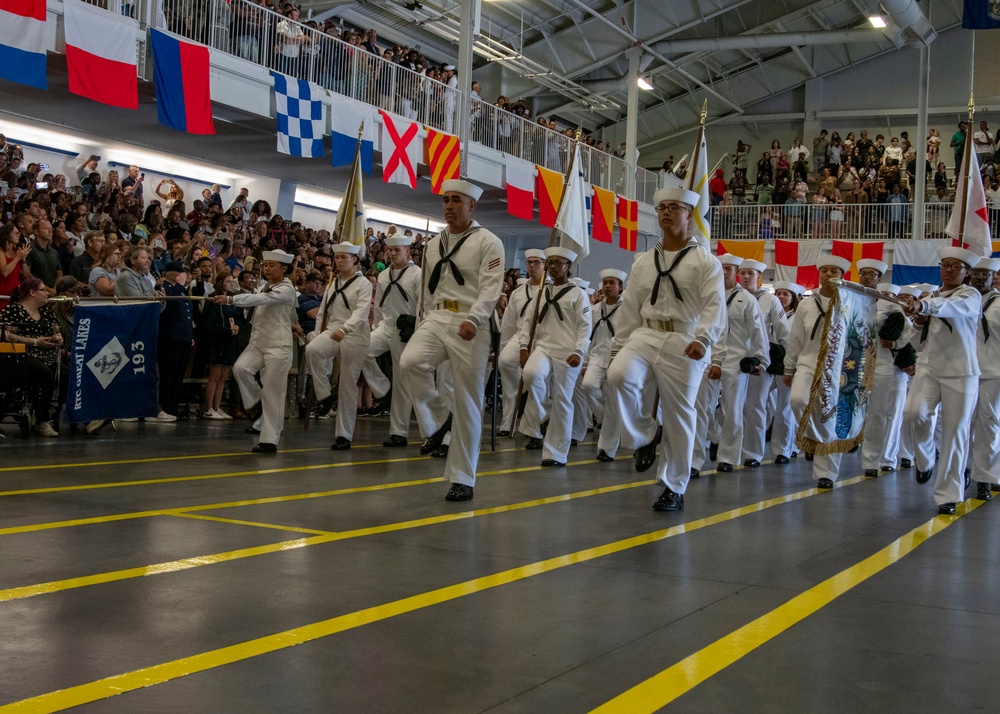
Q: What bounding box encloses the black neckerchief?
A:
[983,292,999,341]
[651,244,696,305]
[428,228,476,294]
[379,264,411,307]
[810,294,827,340]
[519,282,538,318]
[538,284,576,323]
[590,301,620,340]
[726,288,740,307]
[920,291,953,342]
[326,273,363,312]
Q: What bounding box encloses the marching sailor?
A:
[497,250,546,436]
[361,235,422,447]
[770,281,805,464]
[216,249,296,454]
[400,179,505,501]
[607,187,726,512]
[583,268,627,462]
[304,242,373,450]
[967,257,1000,500]
[517,247,592,467]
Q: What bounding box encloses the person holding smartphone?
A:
[121,165,144,205]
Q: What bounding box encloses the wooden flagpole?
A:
[957,91,975,247]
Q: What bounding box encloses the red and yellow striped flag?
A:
[717,239,766,263]
[536,165,563,227]
[425,128,460,194]
[617,196,638,251]
[831,240,884,282]
[591,185,615,244]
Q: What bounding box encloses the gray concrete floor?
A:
[0,416,997,713]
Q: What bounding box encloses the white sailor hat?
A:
[524,249,546,261]
[772,280,806,296]
[653,187,700,208]
[443,64,456,71]
[441,179,483,201]
[545,246,578,263]
[857,258,889,275]
[599,268,628,282]
[718,254,743,267]
[385,236,411,247]
[816,254,852,273]
[974,257,1000,272]
[938,246,979,268]
[917,283,939,294]
[740,259,767,273]
[586,288,595,296]
[897,285,923,298]
[331,241,362,254]
[261,249,294,264]
[571,278,590,289]
[877,283,901,296]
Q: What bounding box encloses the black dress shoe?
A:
[383,435,408,447]
[865,469,879,478]
[497,430,510,438]
[596,450,614,462]
[964,469,971,490]
[976,483,993,501]
[938,502,957,515]
[570,439,578,446]
[805,452,814,461]
[991,483,1000,492]
[708,442,719,461]
[541,459,565,467]
[690,468,700,479]
[420,414,453,455]
[717,462,733,473]
[244,426,260,435]
[880,466,896,473]
[330,437,351,450]
[791,451,798,459]
[652,487,684,512]
[432,445,449,458]
[445,484,474,501]
[915,468,933,484]
[900,458,913,469]
[634,427,662,473]
[743,459,761,468]
[774,455,790,465]
[817,477,835,489]
[525,436,543,450]
[251,443,277,453]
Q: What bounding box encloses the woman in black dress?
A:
[202,273,241,420]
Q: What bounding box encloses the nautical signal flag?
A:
[717,239,765,263]
[963,0,1000,28]
[946,148,992,258]
[536,165,563,228]
[831,240,884,282]
[380,110,421,188]
[64,0,138,109]
[617,196,638,251]
[774,239,822,289]
[425,128,460,194]
[591,186,615,244]
[150,30,215,134]
[892,239,949,286]
[0,0,47,90]
[504,154,534,220]
[554,145,590,259]
[331,97,375,173]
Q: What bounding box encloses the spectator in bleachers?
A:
[88,241,124,297]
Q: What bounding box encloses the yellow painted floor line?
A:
[0,477,870,712]
[589,498,985,714]
[169,513,338,536]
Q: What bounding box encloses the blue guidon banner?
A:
[67,303,160,423]
[963,0,1000,28]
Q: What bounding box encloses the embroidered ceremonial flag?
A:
[774,239,822,289]
[150,30,214,134]
[591,185,615,244]
[536,165,563,228]
[555,145,590,259]
[335,142,366,259]
[66,303,160,422]
[946,148,992,258]
[379,110,420,188]
[891,239,950,286]
[272,71,325,158]
[64,0,138,109]
[617,196,638,251]
[716,239,765,263]
[425,128,460,194]
[0,0,47,90]
[331,97,375,173]
[831,240,884,282]
[686,125,711,248]
[504,154,534,220]
[963,0,1000,28]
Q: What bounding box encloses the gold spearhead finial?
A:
[358,120,365,138]
[969,91,975,117]
[700,99,708,125]
[575,126,583,142]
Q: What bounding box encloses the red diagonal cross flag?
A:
[380,110,421,188]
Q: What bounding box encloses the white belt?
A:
[644,319,697,333]
[435,300,473,313]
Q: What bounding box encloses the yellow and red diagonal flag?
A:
[617,196,638,251]
[536,165,564,228]
[591,185,615,244]
[716,239,765,263]
[425,128,460,194]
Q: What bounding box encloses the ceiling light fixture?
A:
[637,77,654,91]
[868,15,887,28]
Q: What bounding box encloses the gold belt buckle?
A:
[442,300,459,313]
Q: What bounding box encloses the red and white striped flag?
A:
[774,239,822,289]
[64,0,138,109]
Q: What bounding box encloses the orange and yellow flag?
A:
[591,185,615,244]
[716,239,765,263]
[536,165,564,228]
[425,128,460,194]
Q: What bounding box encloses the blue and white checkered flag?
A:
[272,71,325,158]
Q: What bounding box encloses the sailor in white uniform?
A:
[216,249,297,454]
[607,187,726,512]
[582,268,627,462]
[902,247,982,515]
[305,242,373,450]
[517,247,591,466]
[714,255,770,473]
[769,281,805,464]
[497,249,546,436]
[400,179,505,502]
[362,235,422,447]
[969,257,1000,501]
[737,260,789,467]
